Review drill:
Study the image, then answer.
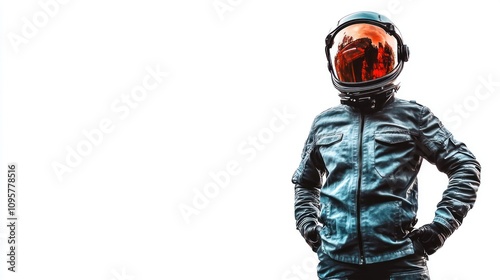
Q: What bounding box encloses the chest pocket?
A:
[373,132,416,178]
[315,133,348,176]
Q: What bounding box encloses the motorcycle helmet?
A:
[325,11,410,111]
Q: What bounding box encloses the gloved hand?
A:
[301,222,322,252]
[408,222,452,255]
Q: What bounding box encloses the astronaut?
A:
[292,11,481,279]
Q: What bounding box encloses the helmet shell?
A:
[325,11,409,96]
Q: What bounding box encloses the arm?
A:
[291,125,326,252]
[410,105,481,255]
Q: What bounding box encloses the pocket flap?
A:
[375,133,412,144]
[316,133,343,146]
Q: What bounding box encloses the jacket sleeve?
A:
[417,105,481,234]
[291,121,326,232]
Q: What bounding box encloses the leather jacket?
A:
[292,98,481,264]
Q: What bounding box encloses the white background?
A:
[0,0,498,279]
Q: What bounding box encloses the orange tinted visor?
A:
[330,23,399,83]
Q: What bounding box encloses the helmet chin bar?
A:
[339,84,398,112]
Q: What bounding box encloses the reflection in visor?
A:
[332,23,398,83]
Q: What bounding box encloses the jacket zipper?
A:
[357,113,366,265]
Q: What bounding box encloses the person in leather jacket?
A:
[292,11,481,280]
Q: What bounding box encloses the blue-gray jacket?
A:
[292,98,481,264]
